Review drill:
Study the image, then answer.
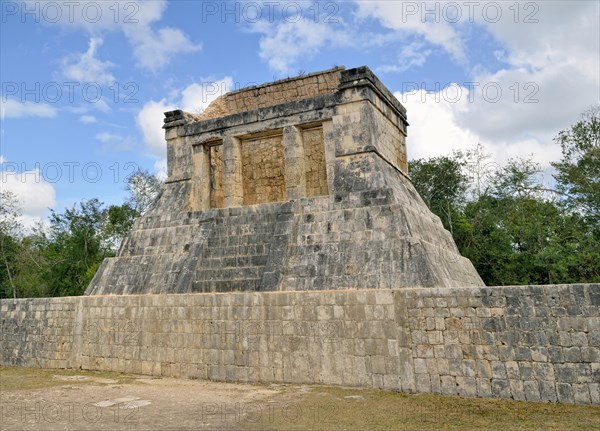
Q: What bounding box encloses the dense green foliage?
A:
[410,108,599,286]
[0,170,162,298]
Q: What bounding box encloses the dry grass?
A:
[247,385,600,431]
[0,365,141,391]
[1,366,598,431]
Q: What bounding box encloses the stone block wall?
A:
[86,66,483,294]
[368,102,408,174]
[209,144,224,208]
[86,175,483,296]
[241,133,286,205]
[405,285,600,404]
[199,67,344,121]
[2,284,598,405]
[302,125,329,197]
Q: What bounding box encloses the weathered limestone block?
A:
[86,66,483,295]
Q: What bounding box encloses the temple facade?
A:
[86,66,484,295]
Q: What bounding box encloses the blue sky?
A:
[1,0,599,226]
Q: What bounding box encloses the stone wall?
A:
[199,67,344,121]
[209,144,224,209]
[241,133,286,205]
[2,284,598,405]
[86,66,482,295]
[301,126,329,197]
[86,174,483,296]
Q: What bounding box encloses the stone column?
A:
[321,120,336,194]
[165,126,186,180]
[282,125,307,199]
[223,135,243,207]
[190,142,210,211]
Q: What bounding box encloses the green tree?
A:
[102,203,138,252]
[0,190,22,299]
[409,155,468,234]
[125,168,163,214]
[10,226,50,298]
[552,105,600,220]
[411,141,599,286]
[491,157,545,199]
[42,199,113,296]
[0,169,163,298]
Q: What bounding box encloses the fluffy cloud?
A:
[360,1,598,168]
[0,99,57,119]
[1,161,57,227]
[396,88,479,162]
[457,64,596,146]
[61,38,115,85]
[180,77,234,114]
[378,42,431,73]
[123,25,201,72]
[461,1,600,143]
[397,87,563,168]
[136,99,175,162]
[481,1,598,75]
[31,0,200,72]
[251,19,350,74]
[355,1,466,63]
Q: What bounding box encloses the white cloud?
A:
[117,1,201,71]
[79,115,97,124]
[251,19,350,74]
[378,42,431,73]
[0,99,57,119]
[458,2,599,138]
[95,132,135,153]
[355,1,466,63]
[136,99,176,161]
[124,26,201,72]
[480,2,598,76]
[61,37,115,85]
[136,77,233,167]
[396,86,563,169]
[0,155,5,164]
[31,1,200,72]
[181,77,234,114]
[458,64,596,145]
[1,164,57,226]
[362,1,599,170]
[397,88,480,161]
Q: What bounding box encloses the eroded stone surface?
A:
[2,284,598,404]
[86,66,484,295]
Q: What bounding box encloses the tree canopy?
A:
[0,171,163,298]
[409,106,599,286]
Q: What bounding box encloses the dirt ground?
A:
[0,367,285,431]
[1,367,599,431]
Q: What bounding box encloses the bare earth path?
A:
[1,367,599,431]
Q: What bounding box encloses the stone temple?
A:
[4,67,598,406]
[86,66,484,295]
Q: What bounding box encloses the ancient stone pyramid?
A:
[86,66,484,295]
